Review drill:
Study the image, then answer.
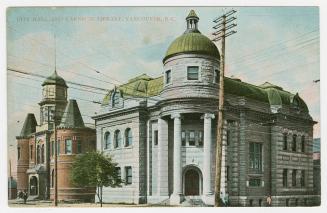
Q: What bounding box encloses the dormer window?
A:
[165,70,171,84]
[187,66,199,80]
[112,92,120,107]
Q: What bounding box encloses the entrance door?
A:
[184,169,200,195]
[30,176,38,196]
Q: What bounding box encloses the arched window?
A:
[112,92,120,107]
[104,132,111,149]
[114,130,122,148]
[125,128,132,147]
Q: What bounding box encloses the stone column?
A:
[202,113,215,205]
[170,113,183,204]
[157,118,169,199]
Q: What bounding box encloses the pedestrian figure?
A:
[22,190,28,204]
[266,195,272,207]
[18,191,23,199]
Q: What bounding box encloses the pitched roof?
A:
[58,99,85,128]
[42,70,68,87]
[18,113,37,137]
[186,9,199,20]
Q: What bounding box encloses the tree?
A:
[70,151,122,207]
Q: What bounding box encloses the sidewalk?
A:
[8,199,152,208]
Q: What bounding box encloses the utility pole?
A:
[212,9,237,207]
[52,34,58,207]
[53,110,58,206]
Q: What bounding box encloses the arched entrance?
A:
[29,176,38,196]
[183,166,202,196]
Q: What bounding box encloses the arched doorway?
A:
[29,176,38,196]
[184,167,202,196]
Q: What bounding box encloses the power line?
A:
[228,28,319,64]
[7,67,108,92]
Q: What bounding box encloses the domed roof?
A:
[163,10,220,62]
[42,70,68,87]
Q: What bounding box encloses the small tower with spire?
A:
[38,39,68,130]
[185,9,200,33]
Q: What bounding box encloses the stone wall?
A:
[95,108,145,204]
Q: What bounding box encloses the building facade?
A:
[93,10,319,206]
[16,71,96,202]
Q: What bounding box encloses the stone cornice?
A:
[92,105,147,121]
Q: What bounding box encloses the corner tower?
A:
[161,10,220,101]
[39,70,68,130]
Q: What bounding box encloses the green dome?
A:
[42,70,68,87]
[163,10,219,62]
[163,32,220,62]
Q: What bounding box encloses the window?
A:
[188,131,195,146]
[154,130,158,146]
[112,92,120,107]
[41,144,45,163]
[57,140,60,155]
[249,143,262,172]
[283,133,288,150]
[181,131,186,146]
[226,130,231,146]
[43,108,48,122]
[249,178,261,187]
[125,128,133,147]
[301,170,305,187]
[198,130,203,146]
[115,167,121,180]
[226,166,230,182]
[214,69,219,83]
[125,166,132,185]
[165,70,171,84]
[187,66,199,80]
[51,169,54,188]
[65,139,72,154]
[292,169,297,187]
[49,107,55,121]
[49,87,54,97]
[114,130,122,148]
[283,169,288,187]
[51,141,54,156]
[104,132,111,149]
[17,147,21,160]
[301,136,305,152]
[292,134,297,152]
[36,145,40,163]
[30,145,33,160]
[77,141,82,154]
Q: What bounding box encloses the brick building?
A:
[93,10,319,206]
[16,71,96,202]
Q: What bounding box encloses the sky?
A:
[6,7,320,175]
